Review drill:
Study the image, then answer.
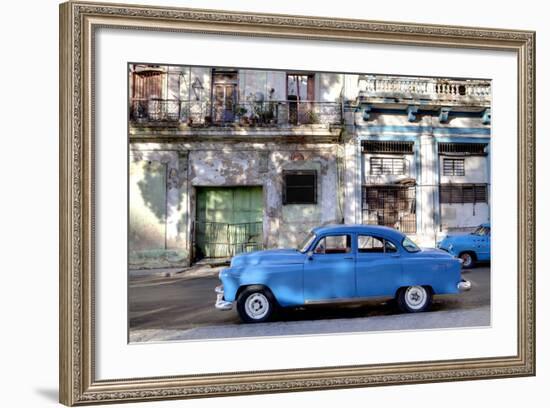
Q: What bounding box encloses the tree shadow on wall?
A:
[137,162,167,223]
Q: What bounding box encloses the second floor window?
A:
[370,157,406,176]
[132,70,163,101]
[442,158,465,176]
[287,74,314,101]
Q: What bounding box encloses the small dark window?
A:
[440,184,488,204]
[370,157,406,175]
[283,171,317,204]
[443,158,465,176]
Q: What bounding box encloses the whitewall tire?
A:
[397,285,433,313]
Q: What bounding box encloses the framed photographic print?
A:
[59,1,536,405]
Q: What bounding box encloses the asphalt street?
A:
[128,265,490,342]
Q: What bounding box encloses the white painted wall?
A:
[439,155,489,184]
[362,152,416,184]
[440,203,489,230]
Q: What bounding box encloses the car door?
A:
[355,235,403,297]
[303,234,356,302]
[476,227,491,261]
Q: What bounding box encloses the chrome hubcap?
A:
[244,293,269,319]
[405,286,427,310]
[461,254,472,267]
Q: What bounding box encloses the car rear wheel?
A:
[236,286,275,323]
[459,252,475,269]
[397,286,432,313]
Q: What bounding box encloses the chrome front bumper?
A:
[458,279,472,292]
[215,285,233,311]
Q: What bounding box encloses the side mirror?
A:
[307,250,314,260]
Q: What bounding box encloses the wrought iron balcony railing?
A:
[129,99,343,127]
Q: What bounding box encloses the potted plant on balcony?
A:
[235,106,248,126]
[305,109,320,125]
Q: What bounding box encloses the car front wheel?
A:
[236,286,275,323]
[459,252,475,269]
[397,286,432,313]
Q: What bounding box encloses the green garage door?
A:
[195,187,263,258]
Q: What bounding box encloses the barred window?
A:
[283,171,317,205]
[438,142,487,155]
[362,140,414,154]
[442,158,465,176]
[370,157,406,176]
[440,184,487,204]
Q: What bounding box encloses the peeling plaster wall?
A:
[187,144,340,251]
[130,142,340,267]
[129,67,491,263]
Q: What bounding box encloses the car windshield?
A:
[402,236,421,253]
[297,231,317,253]
[472,226,490,236]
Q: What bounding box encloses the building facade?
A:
[128,64,491,268]
[343,75,491,246]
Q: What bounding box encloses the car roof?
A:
[311,224,407,241]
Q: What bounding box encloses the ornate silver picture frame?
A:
[59,1,535,405]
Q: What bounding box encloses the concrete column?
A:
[343,137,361,224]
[418,134,437,246]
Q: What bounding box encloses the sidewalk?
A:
[129,262,227,280]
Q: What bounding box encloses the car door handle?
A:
[343,257,354,260]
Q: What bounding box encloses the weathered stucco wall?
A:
[130,142,341,267]
[129,67,491,263]
[129,149,189,268]
[187,144,341,250]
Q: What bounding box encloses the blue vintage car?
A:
[215,224,470,323]
[436,223,491,268]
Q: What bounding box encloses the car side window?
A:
[358,235,397,254]
[314,234,351,254]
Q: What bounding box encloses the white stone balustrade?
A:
[358,75,491,105]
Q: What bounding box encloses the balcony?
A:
[358,76,491,107]
[130,99,343,127]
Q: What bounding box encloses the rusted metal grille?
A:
[370,157,406,175]
[442,158,465,176]
[439,184,487,204]
[361,185,416,233]
[438,143,487,155]
[362,141,414,154]
[194,221,263,258]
